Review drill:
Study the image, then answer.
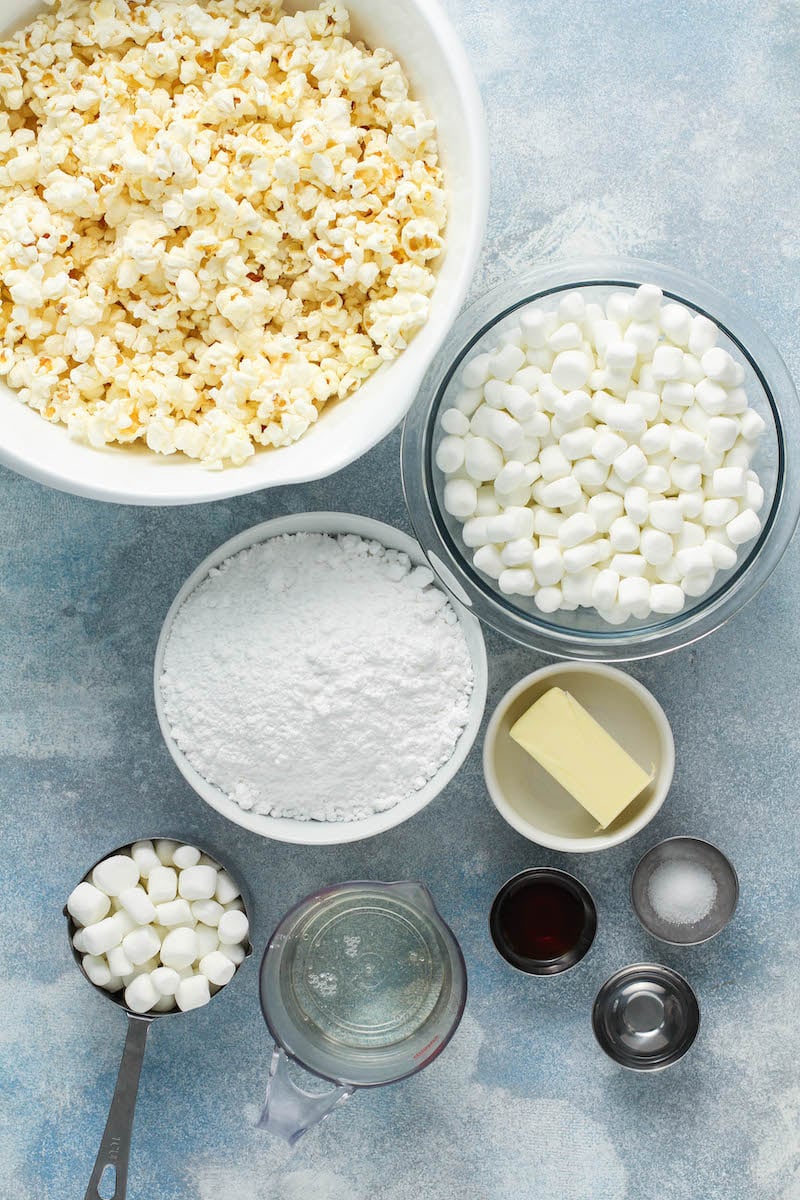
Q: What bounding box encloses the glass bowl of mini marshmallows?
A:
[401,257,800,660]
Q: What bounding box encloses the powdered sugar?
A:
[160,533,474,822]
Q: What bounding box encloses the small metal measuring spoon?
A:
[64,837,253,1200]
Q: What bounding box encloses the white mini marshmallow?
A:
[523,412,550,439]
[193,924,219,960]
[444,479,478,519]
[630,283,663,320]
[727,509,761,545]
[217,909,249,946]
[155,899,195,927]
[499,568,536,596]
[532,545,564,586]
[592,430,627,465]
[539,444,571,481]
[160,927,199,969]
[155,840,180,866]
[435,435,466,473]
[609,517,640,552]
[461,353,491,389]
[587,493,624,531]
[562,569,598,607]
[554,389,593,426]
[626,323,660,358]
[473,545,504,578]
[558,427,596,461]
[725,440,755,470]
[740,409,766,441]
[172,845,201,871]
[670,461,701,492]
[92,855,139,898]
[706,535,738,570]
[122,925,162,966]
[520,309,552,348]
[660,303,692,346]
[640,528,674,566]
[627,388,660,421]
[657,560,682,584]
[559,512,597,548]
[489,344,526,380]
[512,365,544,392]
[618,576,651,617]
[592,568,620,609]
[649,499,684,533]
[688,314,718,356]
[151,966,181,996]
[494,462,529,495]
[534,510,564,537]
[175,975,211,1012]
[67,882,111,927]
[676,522,705,551]
[534,586,563,613]
[538,477,582,508]
[623,486,650,525]
[81,914,127,957]
[462,517,493,548]
[677,489,705,519]
[604,402,646,436]
[178,865,219,902]
[670,427,705,463]
[702,498,739,527]
[131,841,160,878]
[472,408,525,452]
[610,553,648,578]
[147,866,178,904]
[452,388,483,416]
[563,542,608,573]
[573,458,609,488]
[199,950,236,987]
[118,886,157,926]
[650,584,685,614]
[723,387,748,414]
[694,379,728,416]
[711,467,747,498]
[701,347,739,386]
[596,604,633,626]
[605,340,637,372]
[651,345,684,381]
[745,479,765,512]
[82,954,112,988]
[639,423,671,455]
[486,507,535,542]
[501,538,536,567]
[551,350,591,390]
[558,292,587,323]
[464,436,504,482]
[682,405,711,435]
[547,322,582,352]
[614,444,647,483]
[676,547,714,577]
[606,292,632,324]
[639,466,671,493]
[125,974,159,1014]
[661,381,694,409]
[440,408,470,436]
[107,944,133,978]
[706,417,739,454]
[683,570,716,597]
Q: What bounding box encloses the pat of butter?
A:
[509,687,654,828]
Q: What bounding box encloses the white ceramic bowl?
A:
[483,663,674,852]
[154,512,488,844]
[0,0,487,504]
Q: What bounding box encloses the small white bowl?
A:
[483,663,674,853]
[0,0,487,504]
[154,512,487,845]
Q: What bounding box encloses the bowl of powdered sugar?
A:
[155,513,487,844]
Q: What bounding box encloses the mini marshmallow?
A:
[670,427,705,463]
[592,568,620,609]
[199,950,236,987]
[464,436,504,482]
[499,568,536,596]
[701,446,724,476]
[661,381,694,408]
[522,411,550,438]
[660,303,692,346]
[538,477,583,508]
[701,347,739,386]
[677,489,705,519]
[155,840,180,866]
[618,576,651,617]
[551,350,591,390]
[520,309,553,348]
[676,546,714,577]
[688,314,718,356]
[554,390,593,428]
[462,517,493,548]
[534,509,565,536]
[727,509,761,545]
[651,345,685,381]
[218,941,247,965]
[172,845,202,871]
[676,522,705,550]
[147,865,178,904]
[558,292,587,323]
[590,389,615,422]
[435,435,466,473]
[587,492,624,531]
[461,353,491,389]
[604,470,628,497]
[630,283,663,320]
[81,914,128,957]
[151,966,181,996]
[82,954,112,988]
[604,340,637,373]
[155,899,195,927]
[176,975,211,1013]
[489,344,526,380]
[563,542,607,573]
[625,324,660,359]
[452,388,483,416]
[440,408,470,436]
[745,479,765,512]
[740,409,766,441]
[534,585,563,613]
[725,440,755,469]
[178,865,219,902]
[501,538,536,567]
[160,927,199,969]
[559,512,597,548]
[131,841,161,878]
[614,444,647,483]
[650,584,685,614]
[539,444,572,481]
[547,322,583,352]
[592,430,627,465]
[573,458,609,487]
[670,461,701,492]
[512,365,544,392]
[657,560,682,584]
[682,404,711,435]
[125,974,159,1014]
[123,925,162,966]
[92,855,140,898]
[557,427,596,461]
[609,517,640,552]
[473,545,504,578]
[694,379,728,416]
[706,536,738,570]
[107,944,133,978]
[683,570,716,597]
[606,293,632,324]
[486,507,535,542]
[711,467,747,498]
[702,498,739,527]
[640,423,671,455]
[118,886,158,926]
[639,466,671,494]
[610,553,648,578]
[604,402,646,436]
[627,389,660,421]
[723,387,748,414]
[562,569,598,607]
[532,545,564,586]
[67,882,111,927]
[596,604,632,625]
[194,924,220,960]
[443,479,478,519]
[640,528,674,566]
[217,909,249,946]
[649,499,684,533]
[471,407,524,452]
[706,417,739,453]
[623,487,650,525]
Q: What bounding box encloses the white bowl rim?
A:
[0,0,488,505]
[483,662,675,853]
[154,511,488,844]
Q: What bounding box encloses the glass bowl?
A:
[401,257,800,660]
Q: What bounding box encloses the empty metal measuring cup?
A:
[592,963,700,1071]
[64,838,252,1200]
[257,880,467,1143]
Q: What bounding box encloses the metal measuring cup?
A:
[64,836,253,1200]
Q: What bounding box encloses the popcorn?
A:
[0,0,446,468]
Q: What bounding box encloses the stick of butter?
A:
[509,687,654,828]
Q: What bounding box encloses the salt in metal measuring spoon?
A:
[64,837,253,1200]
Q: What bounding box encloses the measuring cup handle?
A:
[85,1015,151,1200]
[255,1046,355,1144]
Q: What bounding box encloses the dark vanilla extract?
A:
[490,871,595,973]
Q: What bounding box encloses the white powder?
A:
[160,533,474,822]
[647,859,718,926]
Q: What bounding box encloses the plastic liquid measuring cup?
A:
[64,838,253,1200]
[257,880,467,1142]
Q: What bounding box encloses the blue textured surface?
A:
[2,1,800,1197]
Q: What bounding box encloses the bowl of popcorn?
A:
[0,0,486,503]
[401,257,800,659]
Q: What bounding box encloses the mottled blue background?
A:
[2,1,799,1197]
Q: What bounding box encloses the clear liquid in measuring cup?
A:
[284,888,448,1050]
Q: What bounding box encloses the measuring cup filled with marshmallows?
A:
[257,880,467,1142]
